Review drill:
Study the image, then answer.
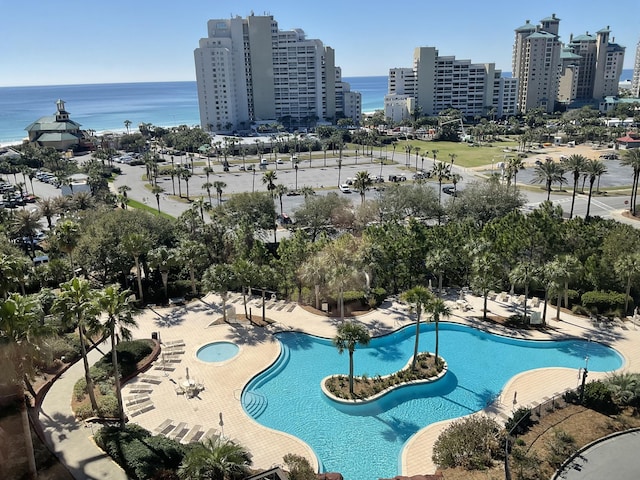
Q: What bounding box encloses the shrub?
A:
[73,378,87,402]
[546,430,577,468]
[45,333,81,363]
[582,380,617,414]
[571,305,591,316]
[95,424,185,480]
[580,290,626,316]
[75,403,95,419]
[93,339,154,380]
[505,407,533,435]
[370,287,387,307]
[283,453,316,480]
[97,395,119,418]
[432,416,503,470]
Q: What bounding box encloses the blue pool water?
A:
[196,342,239,363]
[241,322,622,480]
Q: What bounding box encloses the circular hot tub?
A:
[197,342,239,363]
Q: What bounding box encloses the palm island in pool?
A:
[242,322,622,480]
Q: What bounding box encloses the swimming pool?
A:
[196,341,239,363]
[241,322,622,479]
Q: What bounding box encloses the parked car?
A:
[339,184,351,193]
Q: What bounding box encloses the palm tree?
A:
[181,168,192,200]
[53,219,81,276]
[448,153,457,165]
[122,232,148,302]
[425,296,451,366]
[203,263,238,322]
[425,248,451,298]
[53,277,101,411]
[552,255,581,321]
[470,253,502,321]
[620,149,640,216]
[168,167,177,196]
[178,436,252,480]
[431,161,451,209]
[11,209,41,257]
[151,185,164,213]
[333,321,371,395]
[262,170,278,197]
[272,183,288,216]
[531,159,566,201]
[561,154,586,219]
[506,157,525,191]
[177,239,208,295]
[97,284,140,429]
[401,286,434,371]
[117,185,131,209]
[298,254,326,310]
[148,246,178,303]
[352,171,373,205]
[0,293,51,478]
[584,159,607,219]
[509,261,537,322]
[203,166,214,184]
[37,197,58,229]
[322,235,365,321]
[450,173,463,201]
[124,119,132,134]
[614,253,640,316]
[213,181,226,205]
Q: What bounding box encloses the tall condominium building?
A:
[513,14,625,113]
[384,47,517,121]
[194,13,360,133]
[632,39,640,98]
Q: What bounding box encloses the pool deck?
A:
[124,291,640,476]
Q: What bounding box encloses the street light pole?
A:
[294,164,298,191]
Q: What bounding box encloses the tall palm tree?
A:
[178,436,252,480]
[274,184,288,215]
[561,154,586,219]
[352,171,373,205]
[53,277,101,411]
[584,158,607,219]
[177,239,208,295]
[425,296,451,366]
[97,284,140,429]
[202,264,237,322]
[431,161,451,209]
[213,181,226,205]
[122,233,148,302]
[202,182,214,205]
[509,261,537,322]
[148,246,178,303]
[117,185,131,209]
[11,209,41,258]
[151,185,164,213]
[531,159,567,201]
[298,254,326,310]
[333,321,371,395]
[181,168,192,200]
[552,254,581,321]
[620,149,640,216]
[470,253,502,321]
[425,248,451,297]
[401,286,434,371]
[614,253,640,316]
[506,157,525,191]
[0,293,51,478]
[262,170,278,197]
[53,219,81,276]
[37,197,58,229]
[123,119,132,134]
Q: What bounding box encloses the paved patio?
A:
[123,290,640,476]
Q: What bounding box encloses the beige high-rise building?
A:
[194,13,360,133]
[513,14,625,112]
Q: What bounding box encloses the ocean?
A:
[0,69,634,146]
[0,76,388,145]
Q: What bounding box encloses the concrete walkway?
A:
[38,340,128,480]
[37,291,640,478]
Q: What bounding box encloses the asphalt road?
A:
[6,150,638,229]
[556,430,640,479]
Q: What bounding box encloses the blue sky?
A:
[1,0,638,87]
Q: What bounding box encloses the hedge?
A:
[94,424,185,480]
[580,290,628,315]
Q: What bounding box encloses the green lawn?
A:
[391,139,523,169]
[127,199,174,218]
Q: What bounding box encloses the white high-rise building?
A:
[384,47,514,120]
[194,14,360,133]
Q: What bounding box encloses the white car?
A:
[276,158,284,164]
[339,184,351,193]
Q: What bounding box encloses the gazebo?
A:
[25,99,83,150]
